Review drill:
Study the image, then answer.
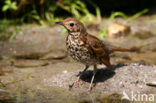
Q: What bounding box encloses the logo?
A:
[122,91,130,100]
[122,91,155,102]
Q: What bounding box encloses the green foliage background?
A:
[1,0,101,24]
[0,0,155,40]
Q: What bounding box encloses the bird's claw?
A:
[69,77,81,90]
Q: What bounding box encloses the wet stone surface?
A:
[47,63,156,95]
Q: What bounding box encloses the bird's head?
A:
[55,18,86,35]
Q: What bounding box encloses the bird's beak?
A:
[55,21,63,25]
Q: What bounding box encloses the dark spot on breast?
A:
[75,48,78,51]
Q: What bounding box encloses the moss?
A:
[100,93,128,103]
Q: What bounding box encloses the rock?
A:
[0,66,13,76]
[138,37,156,52]
[133,30,153,39]
[129,52,156,65]
[0,89,14,103]
[14,60,49,68]
[0,60,14,75]
[0,26,66,59]
[107,23,130,38]
[50,63,156,95]
[14,52,46,59]
[40,50,67,60]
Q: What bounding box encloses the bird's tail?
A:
[109,46,133,52]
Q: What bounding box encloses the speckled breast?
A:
[66,34,97,65]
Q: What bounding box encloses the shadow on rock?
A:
[78,64,126,83]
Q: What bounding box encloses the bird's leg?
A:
[69,65,89,89]
[88,65,97,92]
[77,65,89,82]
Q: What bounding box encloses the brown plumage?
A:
[55,17,131,91]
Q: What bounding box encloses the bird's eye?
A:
[69,23,74,27]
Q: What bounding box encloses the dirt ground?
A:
[0,16,156,103]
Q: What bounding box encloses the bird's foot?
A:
[87,86,92,92]
[69,77,81,90]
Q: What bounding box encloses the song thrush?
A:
[56,18,131,91]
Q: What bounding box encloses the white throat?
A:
[69,31,81,36]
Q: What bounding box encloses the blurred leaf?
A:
[110,12,128,20]
[2,0,17,12]
[71,5,80,18]
[96,7,101,22]
[127,9,149,21]
[0,19,22,41]
[9,32,16,40]
[109,9,148,24]
[33,15,40,20]
[5,0,11,4]
[9,26,21,40]
[45,12,54,24]
[30,10,40,21]
[2,5,9,12]
[98,26,107,39]
[11,2,18,10]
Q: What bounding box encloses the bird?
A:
[55,17,132,91]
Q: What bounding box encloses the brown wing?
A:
[82,34,113,69]
[86,34,109,58]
